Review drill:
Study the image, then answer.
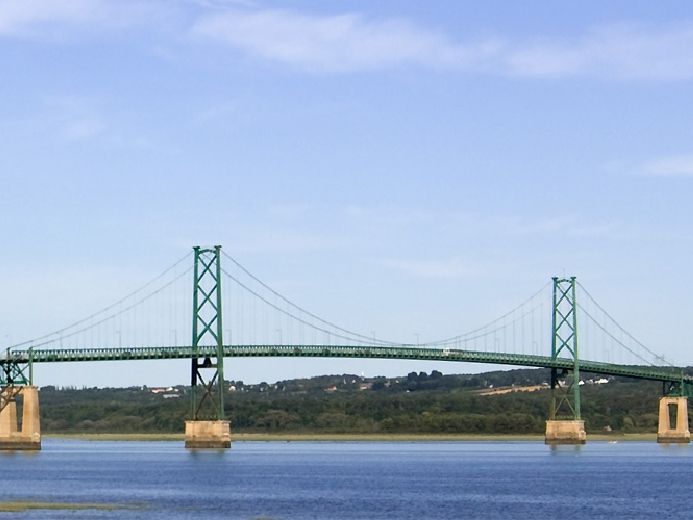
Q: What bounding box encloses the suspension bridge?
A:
[1,245,691,449]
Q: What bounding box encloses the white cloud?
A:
[0,0,167,37]
[267,203,313,219]
[506,23,693,80]
[383,258,482,280]
[486,215,616,238]
[232,230,346,254]
[192,100,240,125]
[344,206,615,240]
[192,9,693,80]
[0,0,102,35]
[61,117,106,141]
[0,95,169,150]
[643,154,693,176]
[190,9,499,72]
[3,1,693,80]
[21,96,109,142]
[344,205,433,227]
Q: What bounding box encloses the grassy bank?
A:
[0,501,134,513]
[45,432,658,442]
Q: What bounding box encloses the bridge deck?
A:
[7,345,689,384]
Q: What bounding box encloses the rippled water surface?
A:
[1,440,692,519]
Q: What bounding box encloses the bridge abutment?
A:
[544,420,586,444]
[185,420,231,448]
[657,396,690,443]
[0,386,41,450]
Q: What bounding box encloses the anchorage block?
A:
[657,396,690,443]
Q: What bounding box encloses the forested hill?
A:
[38,367,677,435]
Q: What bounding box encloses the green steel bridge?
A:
[7,344,690,386]
[2,245,691,430]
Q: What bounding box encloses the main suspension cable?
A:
[422,281,551,346]
[222,251,401,345]
[577,282,672,366]
[577,303,662,367]
[221,267,402,346]
[28,267,192,348]
[11,253,192,349]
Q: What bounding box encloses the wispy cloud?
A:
[192,99,240,126]
[344,206,616,239]
[267,203,314,219]
[0,95,172,151]
[344,205,433,227]
[61,117,106,141]
[3,2,693,80]
[383,258,482,280]
[507,23,693,80]
[486,215,617,238]
[191,9,498,72]
[233,230,346,254]
[43,96,110,142]
[643,153,693,176]
[192,9,693,79]
[0,0,168,38]
[0,95,107,142]
[0,0,102,35]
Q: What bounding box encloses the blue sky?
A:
[1,0,693,387]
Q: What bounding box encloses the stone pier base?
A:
[545,420,586,444]
[657,396,690,443]
[0,386,41,450]
[185,420,231,448]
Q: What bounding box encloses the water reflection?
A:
[548,443,583,455]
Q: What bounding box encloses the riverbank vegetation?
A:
[38,368,680,435]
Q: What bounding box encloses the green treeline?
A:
[37,368,675,435]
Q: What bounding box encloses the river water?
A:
[1,440,691,519]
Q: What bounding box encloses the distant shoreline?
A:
[44,432,658,442]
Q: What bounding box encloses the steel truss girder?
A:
[663,376,693,398]
[8,345,689,384]
[0,351,31,387]
[0,351,32,415]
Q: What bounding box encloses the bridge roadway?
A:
[8,344,690,384]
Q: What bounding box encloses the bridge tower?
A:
[184,245,231,448]
[545,277,586,444]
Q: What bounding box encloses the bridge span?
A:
[1,245,690,449]
[9,344,691,385]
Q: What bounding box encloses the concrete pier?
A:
[545,420,586,444]
[0,386,41,450]
[657,396,690,443]
[185,420,231,448]
[0,397,18,437]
